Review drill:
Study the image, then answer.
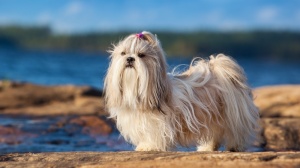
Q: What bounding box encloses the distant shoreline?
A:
[1,25,300,60]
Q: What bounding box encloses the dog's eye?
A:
[121,52,126,56]
[138,53,145,58]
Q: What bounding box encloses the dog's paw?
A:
[135,144,162,151]
[197,145,214,152]
[197,142,216,152]
[197,139,220,151]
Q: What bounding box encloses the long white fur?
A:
[104,31,260,151]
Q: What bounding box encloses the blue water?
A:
[0,114,261,154]
[1,48,299,89]
[0,115,133,154]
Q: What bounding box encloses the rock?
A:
[0,81,106,116]
[261,118,300,151]
[253,85,300,151]
[69,116,113,136]
[253,85,300,118]
[0,126,35,145]
[0,151,299,168]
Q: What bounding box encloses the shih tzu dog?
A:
[104,31,259,152]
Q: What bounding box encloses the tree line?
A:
[1,25,300,60]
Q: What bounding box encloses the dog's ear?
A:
[141,31,159,46]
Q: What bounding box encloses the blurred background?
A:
[0,0,300,88]
[0,0,300,154]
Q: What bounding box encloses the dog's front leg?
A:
[135,143,163,151]
[135,138,171,151]
[135,134,170,151]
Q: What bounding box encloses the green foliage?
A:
[1,25,300,60]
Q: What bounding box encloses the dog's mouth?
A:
[125,63,134,68]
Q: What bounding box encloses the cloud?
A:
[37,12,52,25]
[257,7,279,22]
[64,2,84,16]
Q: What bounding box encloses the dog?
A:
[104,31,260,151]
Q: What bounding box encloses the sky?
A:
[0,0,300,33]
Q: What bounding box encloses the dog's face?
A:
[109,32,165,73]
[105,31,170,110]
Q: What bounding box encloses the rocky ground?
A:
[0,81,299,167]
[1,151,300,168]
[0,81,105,116]
[253,85,300,151]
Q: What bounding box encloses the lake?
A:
[1,48,300,89]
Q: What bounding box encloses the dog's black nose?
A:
[127,57,135,63]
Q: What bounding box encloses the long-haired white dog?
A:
[104,31,259,152]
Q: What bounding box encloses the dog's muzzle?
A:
[126,57,135,68]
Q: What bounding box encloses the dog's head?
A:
[108,31,166,72]
[105,31,170,111]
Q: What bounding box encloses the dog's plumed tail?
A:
[208,54,259,151]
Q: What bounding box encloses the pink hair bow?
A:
[136,33,144,39]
